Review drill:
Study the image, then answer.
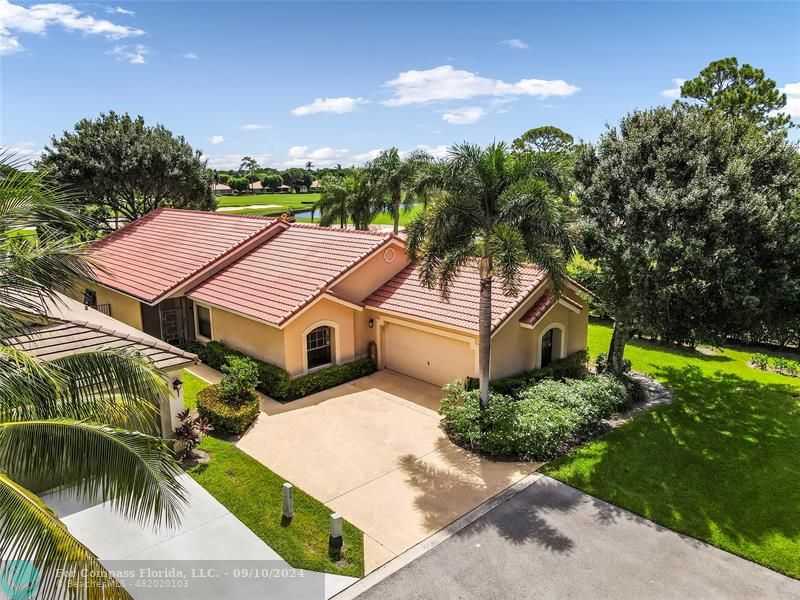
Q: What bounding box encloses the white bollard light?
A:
[329,512,343,557]
[282,483,294,519]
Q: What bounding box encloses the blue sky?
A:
[2,1,798,169]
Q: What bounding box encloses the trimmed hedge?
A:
[465,351,589,396]
[186,341,376,401]
[197,384,260,434]
[288,358,376,398]
[441,374,629,460]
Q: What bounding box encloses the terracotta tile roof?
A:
[519,293,584,327]
[187,224,394,326]
[3,292,197,371]
[365,262,548,332]
[89,208,278,303]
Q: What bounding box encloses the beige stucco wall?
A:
[202,304,286,367]
[281,298,357,376]
[329,241,409,303]
[490,286,590,379]
[91,286,143,330]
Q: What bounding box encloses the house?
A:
[3,291,197,436]
[248,180,264,193]
[278,184,291,193]
[82,208,589,387]
[310,179,321,192]
[212,182,232,195]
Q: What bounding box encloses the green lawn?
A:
[182,373,364,576]
[296,204,424,226]
[543,323,800,578]
[188,437,364,576]
[216,193,320,209]
[181,370,207,409]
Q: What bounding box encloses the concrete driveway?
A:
[237,371,538,573]
[348,476,800,600]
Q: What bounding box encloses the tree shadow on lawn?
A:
[544,364,800,578]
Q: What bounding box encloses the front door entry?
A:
[541,328,554,368]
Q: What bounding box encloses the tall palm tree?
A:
[407,142,574,409]
[367,148,431,234]
[317,170,377,230]
[0,154,186,598]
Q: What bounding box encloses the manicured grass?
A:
[216,193,320,209]
[296,205,424,226]
[181,370,207,409]
[543,323,800,578]
[188,436,364,577]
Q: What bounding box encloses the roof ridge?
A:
[156,207,278,222]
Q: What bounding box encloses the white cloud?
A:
[284,146,350,167]
[4,142,43,167]
[291,97,369,116]
[182,52,198,60]
[500,38,528,49]
[661,78,686,99]
[106,6,134,16]
[442,106,486,125]
[204,153,272,170]
[209,135,224,144]
[0,0,144,55]
[352,148,383,162]
[781,82,800,120]
[383,65,579,106]
[241,124,269,130]
[106,44,148,64]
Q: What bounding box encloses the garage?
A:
[382,321,476,386]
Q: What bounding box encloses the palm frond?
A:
[0,471,133,599]
[487,224,526,296]
[0,419,186,528]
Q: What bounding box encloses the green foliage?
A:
[511,125,574,154]
[575,104,800,363]
[188,436,364,576]
[38,111,216,223]
[188,341,292,400]
[679,57,791,132]
[751,353,770,370]
[366,147,432,234]
[219,356,259,405]
[318,169,377,230]
[260,172,284,191]
[750,353,800,378]
[196,384,259,434]
[441,374,629,460]
[288,358,376,399]
[595,351,631,374]
[467,351,588,395]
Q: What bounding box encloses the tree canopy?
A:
[39,112,215,225]
[511,126,574,154]
[679,57,792,132]
[575,104,800,369]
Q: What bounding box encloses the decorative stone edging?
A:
[607,372,673,428]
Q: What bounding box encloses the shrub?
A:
[595,351,631,374]
[173,409,213,458]
[785,361,799,377]
[772,356,790,373]
[466,351,589,395]
[219,356,259,405]
[751,353,770,370]
[197,384,260,434]
[441,374,628,460]
[191,341,292,399]
[288,358,376,399]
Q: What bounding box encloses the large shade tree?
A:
[407,142,574,408]
[38,112,215,226]
[317,170,377,230]
[575,105,800,371]
[0,154,186,598]
[367,148,432,234]
[679,57,792,133]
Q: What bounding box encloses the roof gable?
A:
[364,262,548,332]
[187,224,394,326]
[89,208,278,303]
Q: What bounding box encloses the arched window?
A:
[539,326,564,368]
[307,326,332,369]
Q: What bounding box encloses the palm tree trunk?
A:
[392,188,401,235]
[608,319,632,372]
[478,255,492,409]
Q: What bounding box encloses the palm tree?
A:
[367,148,431,234]
[407,142,574,409]
[317,170,377,230]
[0,154,186,598]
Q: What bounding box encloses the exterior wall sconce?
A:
[368,319,374,328]
[172,378,183,393]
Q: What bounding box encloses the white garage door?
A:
[383,322,475,386]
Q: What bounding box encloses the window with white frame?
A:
[306,326,332,369]
[196,305,212,340]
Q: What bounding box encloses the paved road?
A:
[354,476,800,600]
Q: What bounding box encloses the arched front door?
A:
[541,328,554,368]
